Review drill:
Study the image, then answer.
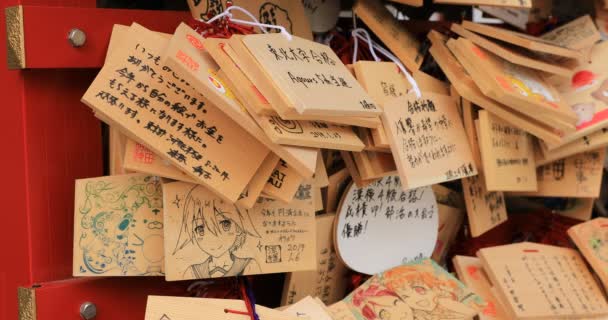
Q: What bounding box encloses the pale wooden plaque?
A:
[462,20,584,61]
[262,160,305,203]
[414,70,450,96]
[163,23,318,178]
[283,296,334,320]
[477,110,538,191]
[354,61,410,149]
[382,93,478,190]
[568,217,608,290]
[146,296,299,320]
[447,37,575,135]
[538,128,608,166]
[431,204,464,264]
[202,37,365,152]
[109,126,129,175]
[340,151,376,189]
[163,181,316,281]
[427,30,563,145]
[341,259,485,319]
[352,151,396,180]
[451,23,574,77]
[459,94,483,169]
[242,34,381,118]
[224,35,381,128]
[123,138,197,183]
[511,149,606,198]
[81,24,269,202]
[478,3,552,31]
[449,38,577,132]
[353,0,423,71]
[326,168,350,213]
[73,174,164,276]
[123,138,279,209]
[478,242,608,319]
[432,184,465,209]
[541,15,600,53]
[551,41,608,146]
[313,151,329,188]
[237,153,280,209]
[462,172,508,237]
[453,255,511,320]
[282,213,348,306]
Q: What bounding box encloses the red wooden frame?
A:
[17,6,190,68]
[0,2,192,319]
[31,278,191,319]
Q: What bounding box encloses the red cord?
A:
[224,309,250,316]
[186,2,256,39]
[219,282,255,319]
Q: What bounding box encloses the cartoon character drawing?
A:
[259,2,293,33]
[347,260,485,320]
[173,185,262,279]
[383,263,476,320]
[77,175,164,276]
[351,284,414,320]
[571,102,596,126]
[592,79,608,105]
[503,63,556,103]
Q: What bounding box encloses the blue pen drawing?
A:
[75,174,164,276]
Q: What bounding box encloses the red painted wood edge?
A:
[20,5,190,68]
[32,277,191,320]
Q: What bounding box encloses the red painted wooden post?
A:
[0,1,30,318]
[26,278,192,319]
[19,6,190,68]
[1,2,191,319]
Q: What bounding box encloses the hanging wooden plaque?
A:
[241,34,381,118]
[74,174,164,276]
[81,24,269,202]
[163,181,316,281]
[477,110,538,191]
[382,93,477,190]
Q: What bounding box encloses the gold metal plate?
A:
[17,286,36,320]
[5,6,25,69]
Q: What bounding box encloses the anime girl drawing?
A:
[351,283,414,320]
[347,260,484,320]
[382,261,482,320]
[173,185,262,279]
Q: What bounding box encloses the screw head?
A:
[67,28,86,47]
[80,302,96,320]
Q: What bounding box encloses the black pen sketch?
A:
[173,185,262,279]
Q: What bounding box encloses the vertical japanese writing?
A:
[388,96,475,183]
[88,42,234,184]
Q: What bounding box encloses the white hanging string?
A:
[203,5,293,41]
[351,28,421,99]
[352,28,381,64]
